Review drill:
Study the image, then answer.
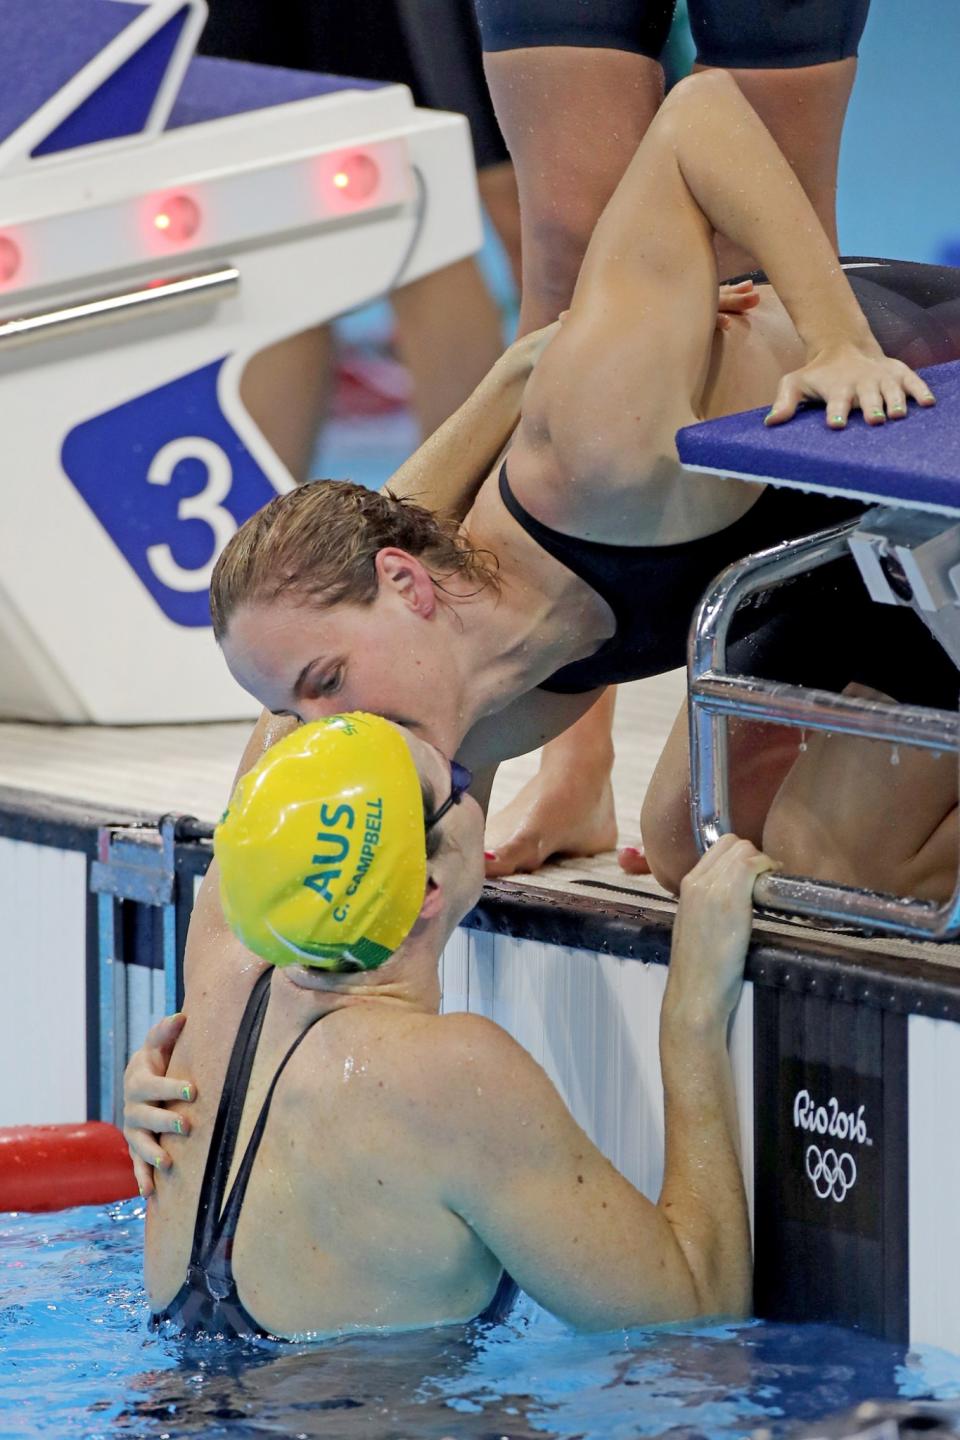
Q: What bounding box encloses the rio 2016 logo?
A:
[793,1088,870,1206]
[804,1145,857,1202]
[793,1089,870,1145]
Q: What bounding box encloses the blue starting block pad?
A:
[0,0,201,158]
[676,360,960,517]
[0,0,145,147]
[168,56,380,129]
[0,0,381,162]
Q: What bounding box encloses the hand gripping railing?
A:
[687,520,960,939]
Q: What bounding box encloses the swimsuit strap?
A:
[188,967,273,1267]
[205,1006,330,1256]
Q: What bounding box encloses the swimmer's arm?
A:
[516,73,929,523]
[387,321,562,520]
[124,895,269,1193]
[656,73,933,423]
[122,860,233,1194]
[123,714,291,1194]
[432,838,770,1328]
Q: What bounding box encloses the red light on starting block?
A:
[328,152,380,204]
[151,194,201,245]
[0,235,21,286]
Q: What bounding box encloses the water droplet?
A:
[798,729,807,753]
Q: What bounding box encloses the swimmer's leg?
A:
[703,59,858,277]
[761,685,959,902]
[485,689,618,876]
[476,160,523,292]
[391,258,507,440]
[643,686,960,903]
[641,699,802,894]
[240,327,334,481]
[688,0,869,273]
[480,45,665,335]
[488,68,840,875]
[478,45,663,875]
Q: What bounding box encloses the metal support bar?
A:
[91,819,184,1120]
[688,521,960,940]
[689,521,859,853]
[91,831,175,905]
[694,673,959,750]
[159,819,181,1018]
[97,892,125,1126]
[0,267,239,349]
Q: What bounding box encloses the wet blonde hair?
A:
[209,480,498,642]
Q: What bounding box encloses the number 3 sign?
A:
[62,360,282,627]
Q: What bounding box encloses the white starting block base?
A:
[1,4,481,722]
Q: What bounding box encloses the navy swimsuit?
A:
[474,0,871,70]
[153,970,516,1338]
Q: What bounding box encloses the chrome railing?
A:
[688,522,960,939]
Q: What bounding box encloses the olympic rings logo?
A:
[805,1145,857,1202]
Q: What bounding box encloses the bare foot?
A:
[485,768,618,877]
[617,845,651,876]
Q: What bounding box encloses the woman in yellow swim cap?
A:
[215,712,479,971]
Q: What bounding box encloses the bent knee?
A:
[640,786,698,895]
[662,68,739,118]
[521,207,604,317]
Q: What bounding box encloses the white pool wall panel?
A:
[908,1013,960,1352]
[440,930,755,1217]
[0,837,87,1124]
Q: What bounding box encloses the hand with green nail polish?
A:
[122,1012,195,1198]
[762,340,935,430]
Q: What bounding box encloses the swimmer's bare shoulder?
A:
[309,1008,514,1115]
[346,1009,707,1330]
[304,1007,556,1150]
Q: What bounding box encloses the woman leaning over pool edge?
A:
[210,70,950,902]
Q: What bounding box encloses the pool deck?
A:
[2,666,958,972]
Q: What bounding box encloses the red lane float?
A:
[0,1122,138,1212]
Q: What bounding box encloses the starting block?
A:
[0,0,481,722]
[677,359,960,940]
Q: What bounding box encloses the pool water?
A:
[2,1202,960,1440]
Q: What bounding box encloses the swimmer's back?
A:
[145,967,506,1337]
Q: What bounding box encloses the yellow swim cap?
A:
[215,714,427,971]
